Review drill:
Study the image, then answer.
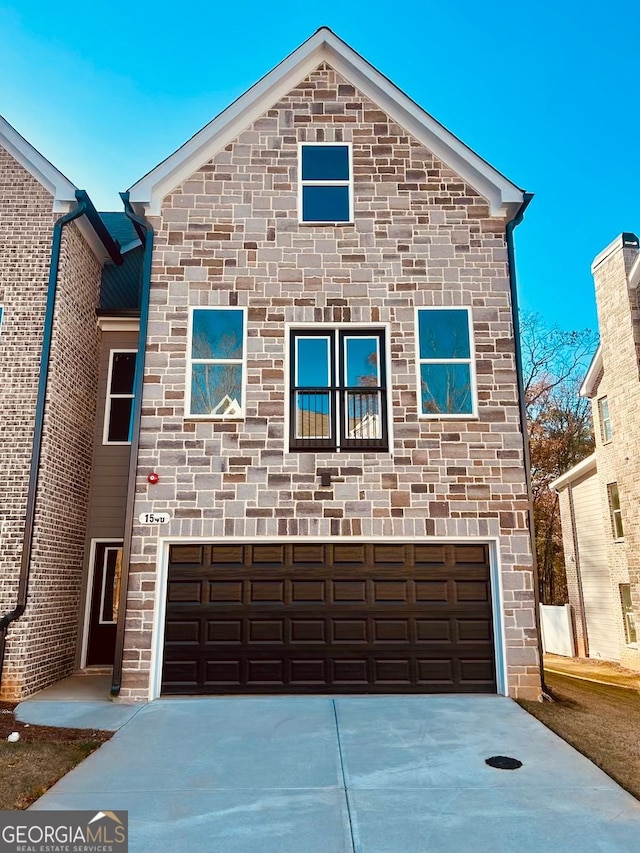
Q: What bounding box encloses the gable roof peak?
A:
[129,30,525,218]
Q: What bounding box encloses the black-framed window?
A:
[290,329,388,451]
[299,144,352,223]
[104,350,136,444]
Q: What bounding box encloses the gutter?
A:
[505,192,547,697]
[0,191,123,691]
[110,193,154,697]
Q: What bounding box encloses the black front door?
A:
[86,542,122,666]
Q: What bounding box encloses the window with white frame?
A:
[598,396,612,442]
[289,328,388,451]
[620,584,637,645]
[416,308,476,417]
[103,350,136,444]
[608,482,624,539]
[0,306,3,334]
[299,143,353,223]
[187,307,246,418]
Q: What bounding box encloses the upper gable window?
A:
[416,308,476,418]
[104,350,137,444]
[299,144,353,224]
[187,307,246,418]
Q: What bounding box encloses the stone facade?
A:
[589,237,640,670]
[0,144,103,699]
[120,64,540,700]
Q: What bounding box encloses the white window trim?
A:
[598,396,613,444]
[415,306,478,420]
[608,482,624,541]
[98,546,122,625]
[284,322,393,454]
[298,142,354,225]
[103,349,137,445]
[80,538,123,669]
[186,306,248,420]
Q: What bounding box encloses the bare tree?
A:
[520,312,599,604]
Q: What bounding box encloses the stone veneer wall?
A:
[591,239,640,671]
[0,147,102,698]
[120,63,540,700]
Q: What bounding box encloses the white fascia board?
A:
[579,344,602,397]
[129,28,524,218]
[0,116,112,262]
[97,316,140,332]
[0,115,77,211]
[549,453,597,492]
[629,253,640,289]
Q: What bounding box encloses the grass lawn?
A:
[0,702,111,809]
[519,671,640,801]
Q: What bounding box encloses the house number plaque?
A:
[138,511,172,524]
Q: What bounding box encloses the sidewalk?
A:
[544,654,640,690]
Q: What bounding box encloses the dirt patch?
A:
[0,701,111,809]
[519,672,640,800]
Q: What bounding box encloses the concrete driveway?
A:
[22,695,640,853]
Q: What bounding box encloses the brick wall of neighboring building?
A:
[590,370,633,665]
[0,146,56,699]
[119,65,540,701]
[0,147,103,697]
[591,238,640,671]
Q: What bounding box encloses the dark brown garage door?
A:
[162,542,496,694]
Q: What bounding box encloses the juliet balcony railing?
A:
[290,387,388,452]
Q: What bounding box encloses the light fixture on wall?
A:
[147,471,160,485]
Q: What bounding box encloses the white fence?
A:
[539,604,575,657]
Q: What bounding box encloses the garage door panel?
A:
[373,619,410,642]
[290,619,326,642]
[167,581,202,603]
[374,658,412,683]
[290,659,327,684]
[416,619,452,643]
[291,580,326,602]
[206,619,242,643]
[162,543,495,695]
[208,581,243,603]
[205,660,241,685]
[248,620,285,643]
[415,581,449,602]
[333,619,368,642]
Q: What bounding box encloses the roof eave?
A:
[579,345,602,398]
[128,28,524,218]
[549,453,597,492]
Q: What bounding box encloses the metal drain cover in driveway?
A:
[485,755,523,770]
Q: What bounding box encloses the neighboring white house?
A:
[552,233,640,670]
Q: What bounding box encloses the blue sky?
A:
[1,0,638,332]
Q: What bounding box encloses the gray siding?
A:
[86,330,138,540]
[572,471,620,661]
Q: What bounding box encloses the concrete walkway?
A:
[23,695,640,853]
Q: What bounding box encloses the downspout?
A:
[505,192,547,697]
[110,193,154,697]
[0,191,122,691]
